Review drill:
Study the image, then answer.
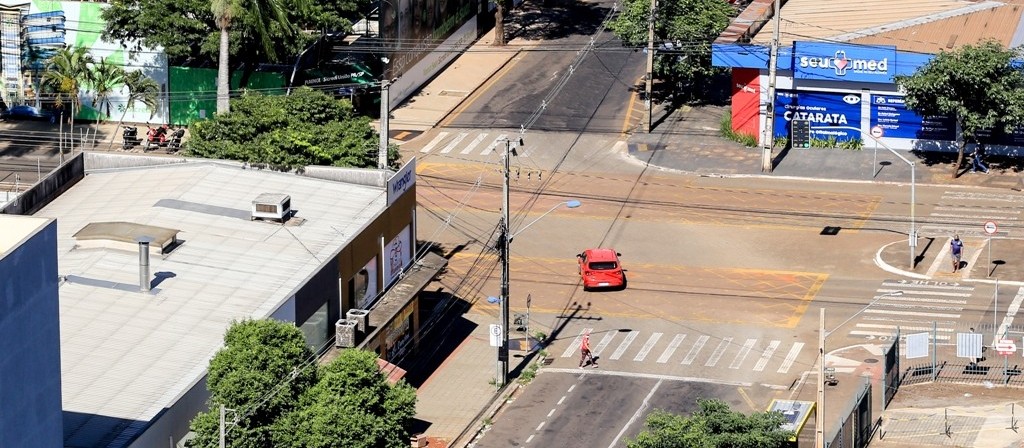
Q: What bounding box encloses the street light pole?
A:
[644,0,656,133]
[816,290,904,448]
[761,0,781,173]
[379,79,390,171]
[497,138,513,387]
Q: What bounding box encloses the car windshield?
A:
[588,261,618,270]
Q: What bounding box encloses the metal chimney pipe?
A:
[136,236,153,292]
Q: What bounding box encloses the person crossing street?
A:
[579,332,597,368]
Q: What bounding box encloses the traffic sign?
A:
[489,324,502,347]
[994,339,1017,356]
[870,126,884,139]
[984,221,998,235]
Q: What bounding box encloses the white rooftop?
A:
[36,162,386,447]
[0,215,51,256]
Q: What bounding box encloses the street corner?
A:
[876,237,933,280]
[877,234,1024,283]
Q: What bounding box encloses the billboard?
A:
[870,95,955,141]
[774,91,861,142]
[793,42,897,83]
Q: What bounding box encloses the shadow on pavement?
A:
[399,290,477,388]
[509,0,610,41]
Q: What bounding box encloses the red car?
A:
[577,248,626,291]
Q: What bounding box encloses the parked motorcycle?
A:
[122,126,139,150]
[166,128,185,151]
[145,125,169,151]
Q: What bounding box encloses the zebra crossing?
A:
[558,328,805,374]
[418,131,516,157]
[847,280,975,343]
[919,191,1022,238]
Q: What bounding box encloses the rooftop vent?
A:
[251,193,291,223]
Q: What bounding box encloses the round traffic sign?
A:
[984,221,998,235]
[870,126,884,138]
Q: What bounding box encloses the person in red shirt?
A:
[580,332,597,368]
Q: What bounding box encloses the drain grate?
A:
[821,226,841,235]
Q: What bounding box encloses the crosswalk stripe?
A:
[862,309,961,319]
[777,342,804,374]
[610,331,639,360]
[729,339,757,369]
[753,340,781,372]
[439,132,468,153]
[871,302,963,312]
[878,288,971,298]
[657,334,685,364]
[874,296,968,305]
[705,337,732,367]
[481,134,508,156]
[930,212,1018,221]
[634,333,663,362]
[879,283,974,292]
[419,132,449,153]
[850,330,951,340]
[682,335,709,365]
[460,133,489,155]
[560,328,593,358]
[855,323,954,332]
[593,331,616,357]
[862,316,958,326]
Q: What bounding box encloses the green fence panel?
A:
[168,67,285,126]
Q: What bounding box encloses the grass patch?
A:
[719,110,758,147]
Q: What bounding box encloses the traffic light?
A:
[791,119,811,148]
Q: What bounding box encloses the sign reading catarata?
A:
[774,91,862,142]
[793,42,897,83]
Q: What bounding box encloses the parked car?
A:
[4,104,54,120]
[577,248,626,291]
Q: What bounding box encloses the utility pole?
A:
[379,79,390,170]
[816,308,825,448]
[644,0,657,133]
[497,138,513,386]
[219,405,237,448]
[494,0,506,46]
[761,0,781,173]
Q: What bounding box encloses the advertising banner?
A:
[794,42,897,83]
[870,95,955,141]
[383,224,412,286]
[774,91,862,142]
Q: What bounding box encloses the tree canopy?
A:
[101,0,372,67]
[609,0,735,103]
[896,40,1024,177]
[187,319,417,448]
[627,399,793,448]
[183,87,399,170]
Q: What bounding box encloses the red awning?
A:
[376,358,407,385]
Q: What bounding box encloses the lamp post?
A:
[495,137,582,386]
[816,290,904,448]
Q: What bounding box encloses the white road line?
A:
[870,302,963,312]
[753,340,781,372]
[607,380,662,448]
[682,335,709,365]
[879,283,974,292]
[729,339,757,369]
[873,296,968,305]
[855,323,954,332]
[705,337,732,367]
[593,332,616,356]
[547,409,556,417]
[567,384,575,393]
[862,309,961,318]
[997,287,1024,337]
[557,396,566,405]
[850,330,951,340]
[657,334,686,364]
[929,212,1019,220]
[419,132,449,153]
[610,331,639,360]
[459,133,489,154]
[480,134,508,156]
[560,328,593,358]
[536,422,545,431]
[862,316,958,325]
[526,434,535,444]
[634,333,663,362]
[777,342,804,374]
[541,367,758,388]
[439,132,468,153]
[878,289,971,298]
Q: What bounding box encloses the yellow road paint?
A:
[737,387,759,412]
[393,131,411,140]
[621,78,642,136]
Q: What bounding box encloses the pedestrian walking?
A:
[579,333,597,368]
[972,144,989,174]
[950,234,963,273]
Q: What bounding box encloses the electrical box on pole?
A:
[791,119,811,148]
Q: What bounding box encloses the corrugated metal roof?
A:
[850,0,1024,52]
[751,0,1004,49]
[40,162,387,448]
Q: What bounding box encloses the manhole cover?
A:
[864,358,878,364]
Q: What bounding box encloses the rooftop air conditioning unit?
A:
[251,193,291,222]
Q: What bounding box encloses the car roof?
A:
[583,248,618,262]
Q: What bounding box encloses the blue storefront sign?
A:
[870,95,955,140]
[775,91,862,141]
[794,42,897,83]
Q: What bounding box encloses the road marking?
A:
[419,132,449,153]
[705,337,732,367]
[480,134,508,156]
[682,335,709,365]
[634,332,663,361]
[729,338,757,369]
[439,132,468,153]
[871,302,963,312]
[737,387,758,412]
[557,396,566,405]
[997,287,1024,338]
[460,133,489,154]
[880,282,974,292]
[753,340,781,372]
[526,434,534,444]
[568,384,575,393]
[541,367,757,387]
[863,316,958,325]
[560,328,593,358]
[547,408,556,417]
[855,323,954,332]
[657,334,685,364]
[593,332,616,356]
[872,296,968,305]
[607,379,662,448]
[536,422,544,431]
[610,331,639,360]
[862,309,961,318]
[850,330,951,340]
[777,342,804,374]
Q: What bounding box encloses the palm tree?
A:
[41,47,94,153]
[106,71,161,150]
[212,0,294,115]
[89,58,126,125]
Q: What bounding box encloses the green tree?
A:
[610,0,735,103]
[896,40,1024,178]
[184,87,399,169]
[186,319,317,448]
[106,70,162,150]
[272,350,418,448]
[41,46,94,124]
[89,57,126,124]
[627,399,792,448]
[212,0,296,114]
